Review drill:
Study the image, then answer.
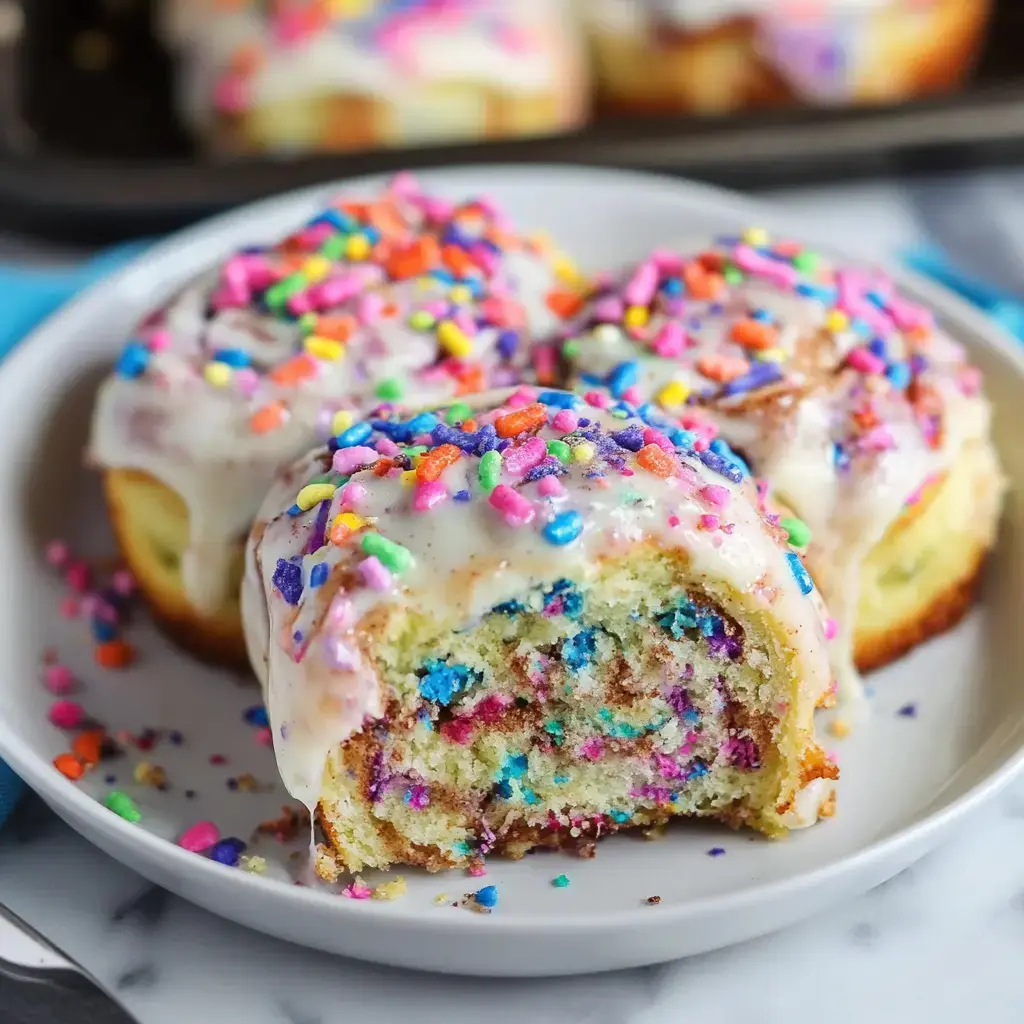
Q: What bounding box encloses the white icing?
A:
[243,393,835,824]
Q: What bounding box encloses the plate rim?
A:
[1,163,1023,937]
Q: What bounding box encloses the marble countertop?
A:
[3,170,1024,1023]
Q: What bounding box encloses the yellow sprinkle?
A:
[656,380,689,409]
[554,254,586,289]
[328,0,372,14]
[827,718,851,739]
[304,336,346,362]
[401,470,418,487]
[433,893,451,905]
[203,361,232,387]
[332,410,354,435]
[335,512,367,531]
[346,234,371,261]
[624,305,649,329]
[448,285,473,305]
[826,310,850,333]
[373,877,407,901]
[133,761,153,784]
[437,320,472,359]
[301,256,332,282]
[239,855,267,875]
[296,483,337,511]
[742,226,770,246]
[757,348,787,363]
[573,441,595,464]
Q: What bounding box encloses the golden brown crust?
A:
[854,550,986,673]
[102,468,248,668]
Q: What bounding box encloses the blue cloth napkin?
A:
[0,241,148,828]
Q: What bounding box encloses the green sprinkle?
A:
[446,402,472,425]
[792,251,819,273]
[546,440,572,464]
[552,874,570,888]
[319,234,349,261]
[298,312,319,335]
[361,534,415,575]
[723,265,744,284]
[479,449,502,493]
[562,340,581,359]
[105,790,141,823]
[621,490,645,505]
[544,720,564,745]
[264,272,306,309]
[409,310,436,331]
[781,516,812,548]
[405,445,428,458]
[376,377,404,401]
[611,408,629,419]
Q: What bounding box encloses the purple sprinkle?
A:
[610,424,645,452]
[453,489,472,501]
[368,750,387,803]
[307,499,331,555]
[897,703,917,718]
[707,847,726,857]
[497,330,519,360]
[272,559,303,605]
[524,458,565,483]
[697,449,743,484]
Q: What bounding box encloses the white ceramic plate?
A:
[0,167,1022,978]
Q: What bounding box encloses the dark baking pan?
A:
[3,0,1024,244]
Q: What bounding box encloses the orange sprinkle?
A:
[249,401,288,435]
[54,753,84,780]
[461,418,478,433]
[314,314,355,342]
[455,365,486,396]
[731,318,779,350]
[698,251,726,272]
[269,353,318,386]
[229,43,262,76]
[697,354,750,383]
[682,263,724,301]
[495,402,546,438]
[387,236,440,280]
[416,443,461,483]
[442,245,474,278]
[329,522,352,546]
[95,640,135,670]
[72,729,106,765]
[545,289,584,319]
[372,457,395,477]
[637,444,677,478]
[853,406,880,430]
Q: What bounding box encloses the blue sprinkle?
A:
[418,660,478,706]
[309,209,352,232]
[210,837,247,867]
[707,846,726,857]
[537,390,578,409]
[658,599,697,638]
[405,412,438,435]
[886,362,911,390]
[544,579,584,619]
[212,347,252,368]
[898,703,917,718]
[474,885,499,908]
[430,269,455,286]
[499,753,529,780]
[662,278,683,296]
[453,489,471,502]
[452,840,472,856]
[786,552,815,595]
[851,317,873,338]
[610,423,645,452]
[362,226,381,245]
[337,422,373,448]
[709,438,752,477]
[751,308,774,323]
[497,330,520,360]
[866,289,887,309]
[794,282,838,304]
[543,510,584,547]
[114,343,150,379]
[607,360,639,399]
[609,810,631,823]
[868,338,888,359]
[562,628,598,672]
[91,618,118,643]
[522,788,540,805]
[697,449,743,484]
[553,774,571,785]
[309,563,329,588]
[494,780,513,799]
[491,599,525,617]
[686,761,709,780]
[244,705,269,727]
[272,559,303,605]
[286,504,303,517]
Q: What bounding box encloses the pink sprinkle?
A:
[654,753,683,779]
[45,541,69,567]
[551,410,578,433]
[700,485,731,510]
[177,821,220,853]
[111,570,135,596]
[59,597,80,619]
[286,290,313,317]
[414,480,448,513]
[65,561,90,594]
[502,436,547,476]
[213,74,249,115]
[578,737,604,762]
[621,385,642,405]
[592,296,624,322]
[440,718,474,745]
[340,481,367,509]
[668,514,681,528]
[468,862,488,878]
[860,426,896,451]
[341,880,373,900]
[326,595,355,631]
[584,390,610,409]
[887,294,934,333]
[356,292,385,325]
[846,347,886,375]
[651,249,684,274]
[359,556,392,591]
[642,427,674,453]
[389,171,419,198]
[48,700,84,729]
[488,484,535,528]
[234,367,260,398]
[506,387,537,409]
[824,618,839,641]
[652,321,686,358]
[254,727,273,747]
[700,514,720,531]
[623,260,659,307]
[532,345,557,381]
[538,477,565,497]
[732,244,797,289]
[146,329,171,352]
[333,446,378,475]
[44,664,75,694]
[322,636,358,672]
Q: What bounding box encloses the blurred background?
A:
[1,0,1023,242]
